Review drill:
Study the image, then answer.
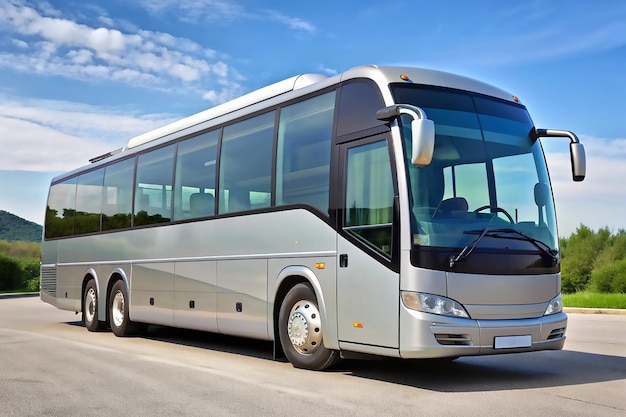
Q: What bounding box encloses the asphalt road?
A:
[0,296,624,417]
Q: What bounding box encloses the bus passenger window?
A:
[219,112,275,214]
[134,144,175,226]
[276,92,335,214]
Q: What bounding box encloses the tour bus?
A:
[41,65,586,370]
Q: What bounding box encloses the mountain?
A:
[0,210,43,242]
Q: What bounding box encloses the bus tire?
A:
[83,279,105,331]
[109,280,139,337]
[278,283,339,370]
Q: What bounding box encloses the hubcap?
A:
[287,300,322,354]
[85,287,97,323]
[112,290,125,328]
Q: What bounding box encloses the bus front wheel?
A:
[278,283,339,370]
[83,279,105,331]
[109,280,139,337]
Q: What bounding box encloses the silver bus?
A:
[41,65,586,370]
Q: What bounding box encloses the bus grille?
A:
[40,266,57,297]
[547,327,566,340]
[434,333,473,346]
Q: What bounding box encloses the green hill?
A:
[0,210,43,242]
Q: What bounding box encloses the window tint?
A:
[174,130,219,220]
[74,169,104,234]
[219,112,275,214]
[276,92,335,214]
[45,177,77,239]
[102,158,134,231]
[442,163,489,211]
[135,145,175,226]
[336,81,385,138]
[344,140,394,256]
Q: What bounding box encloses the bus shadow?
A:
[341,350,626,392]
[65,320,276,360]
[141,325,277,361]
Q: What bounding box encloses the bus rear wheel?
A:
[109,280,139,337]
[83,279,105,331]
[278,283,339,370]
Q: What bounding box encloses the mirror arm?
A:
[534,128,581,144]
[376,105,428,122]
[534,128,586,182]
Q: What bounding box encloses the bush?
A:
[0,253,23,290]
[25,276,40,292]
[589,259,626,293]
[19,257,40,281]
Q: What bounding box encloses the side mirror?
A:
[535,129,586,182]
[569,142,586,182]
[377,105,435,167]
[410,117,435,166]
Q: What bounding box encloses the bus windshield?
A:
[391,85,558,255]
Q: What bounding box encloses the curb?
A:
[563,307,626,316]
[0,292,40,299]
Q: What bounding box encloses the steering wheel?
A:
[473,205,514,223]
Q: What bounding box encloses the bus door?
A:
[336,134,400,349]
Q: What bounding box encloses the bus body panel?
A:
[42,209,339,342]
[173,260,218,332]
[216,258,268,339]
[336,235,399,349]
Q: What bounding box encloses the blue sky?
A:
[0,0,625,236]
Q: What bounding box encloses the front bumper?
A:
[399,306,567,359]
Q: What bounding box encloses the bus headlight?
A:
[401,291,469,318]
[544,294,563,316]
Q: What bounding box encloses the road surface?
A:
[0,296,624,416]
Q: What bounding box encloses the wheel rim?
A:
[287,300,322,355]
[85,287,97,324]
[111,290,125,328]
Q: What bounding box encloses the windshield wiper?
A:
[449,227,491,268]
[449,228,559,268]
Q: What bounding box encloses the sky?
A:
[0,0,625,237]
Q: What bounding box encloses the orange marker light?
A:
[400,74,410,81]
[353,322,363,328]
[513,95,520,103]
[315,262,325,270]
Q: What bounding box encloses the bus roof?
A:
[89,65,518,163]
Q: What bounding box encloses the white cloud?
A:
[135,0,315,33]
[11,38,28,49]
[0,0,237,101]
[543,135,626,236]
[0,96,176,172]
[137,0,244,23]
[67,49,93,64]
[265,11,316,33]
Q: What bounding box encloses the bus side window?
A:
[173,130,218,221]
[344,139,394,256]
[276,91,335,214]
[134,144,175,226]
[219,112,275,214]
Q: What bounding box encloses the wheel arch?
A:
[272,266,339,357]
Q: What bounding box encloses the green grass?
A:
[563,291,626,309]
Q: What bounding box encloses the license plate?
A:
[494,335,532,349]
